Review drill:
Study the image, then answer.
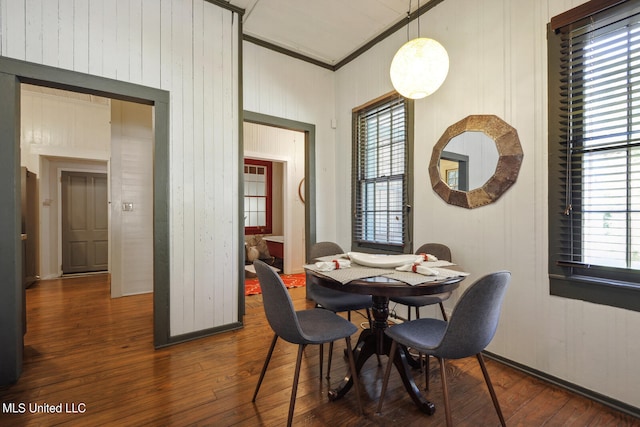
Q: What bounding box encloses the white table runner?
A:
[383,267,470,286]
[304,264,395,284]
[305,261,468,286]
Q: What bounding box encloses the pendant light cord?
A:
[417,0,420,38]
[406,0,421,41]
[407,0,411,41]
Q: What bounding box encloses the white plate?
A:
[347,252,422,268]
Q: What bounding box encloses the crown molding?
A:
[243,0,445,72]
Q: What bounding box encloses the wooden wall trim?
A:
[550,0,627,31]
[0,71,22,385]
[205,0,245,15]
[243,34,335,71]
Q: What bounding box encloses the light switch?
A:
[122,202,134,212]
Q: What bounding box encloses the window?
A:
[446,168,459,190]
[352,93,413,253]
[548,0,640,312]
[244,159,272,234]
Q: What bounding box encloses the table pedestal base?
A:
[328,296,435,415]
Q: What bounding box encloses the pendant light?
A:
[390,0,449,99]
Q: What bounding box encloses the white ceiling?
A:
[229,0,428,67]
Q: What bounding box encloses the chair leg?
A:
[438,357,453,427]
[345,336,363,416]
[439,302,448,321]
[326,341,334,379]
[375,340,398,415]
[424,354,430,391]
[252,334,278,402]
[476,353,506,427]
[319,343,324,380]
[286,344,306,427]
[414,307,426,375]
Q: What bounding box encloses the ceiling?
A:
[228,0,441,69]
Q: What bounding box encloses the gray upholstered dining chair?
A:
[307,241,375,378]
[252,259,363,427]
[376,271,510,427]
[390,243,453,321]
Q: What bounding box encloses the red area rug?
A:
[245,272,306,296]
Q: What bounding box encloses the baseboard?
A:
[483,351,640,420]
[157,322,244,349]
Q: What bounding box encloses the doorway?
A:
[243,126,305,275]
[440,151,469,191]
[22,85,155,297]
[242,111,317,275]
[0,56,172,386]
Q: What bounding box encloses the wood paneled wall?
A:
[332,0,640,411]
[1,0,241,337]
[242,42,337,240]
[20,86,111,171]
[110,99,154,297]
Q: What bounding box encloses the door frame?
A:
[38,157,109,280]
[440,151,470,191]
[58,167,109,277]
[0,56,171,385]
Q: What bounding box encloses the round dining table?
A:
[307,270,466,415]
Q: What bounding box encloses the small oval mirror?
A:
[429,115,523,209]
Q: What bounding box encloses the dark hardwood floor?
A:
[1,274,638,426]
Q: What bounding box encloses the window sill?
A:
[549,274,640,312]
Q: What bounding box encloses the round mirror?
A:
[429,115,523,209]
[439,131,499,191]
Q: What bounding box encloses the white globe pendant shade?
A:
[390,37,449,99]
